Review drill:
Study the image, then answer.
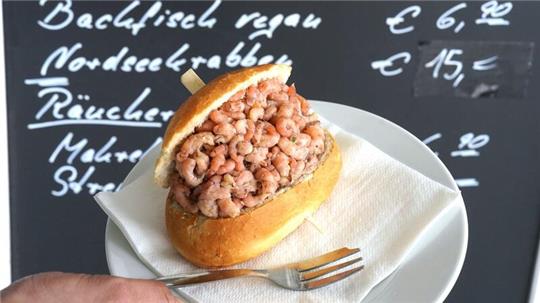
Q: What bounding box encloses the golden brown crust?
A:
[165,134,342,267]
[155,64,292,188]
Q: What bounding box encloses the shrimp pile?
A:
[172,78,326,218]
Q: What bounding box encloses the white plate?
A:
[105,101,468,302]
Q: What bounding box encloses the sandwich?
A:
[154,64,342,267]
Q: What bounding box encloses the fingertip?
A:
[128,278,183,302]
[153,280,183,303]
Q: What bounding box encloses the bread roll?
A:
[155,64,342,267]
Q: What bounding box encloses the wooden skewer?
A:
[306,215,325,234]
[180,69,206,94]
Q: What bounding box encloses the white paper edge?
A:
[529,236,540,303]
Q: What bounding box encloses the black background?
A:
[4,1,540,302]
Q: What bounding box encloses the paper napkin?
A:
[95,120,461,303]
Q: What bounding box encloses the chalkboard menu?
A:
[4,1,540,302]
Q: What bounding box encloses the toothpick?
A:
[305,215,325,234]
[180,69,205,94]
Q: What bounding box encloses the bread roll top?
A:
[155,64,291,188]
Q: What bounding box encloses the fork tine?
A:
[300,257,363,281]
[292,247,361,271]
[302,265,365,290]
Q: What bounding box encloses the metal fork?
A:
[157,247,363,291]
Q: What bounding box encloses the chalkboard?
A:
[4,1,540,302]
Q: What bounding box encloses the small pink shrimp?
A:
[209,110,231,124]
[198,180,231,218]
[234,119,255,141]
[242,168,278,207]
[279,176,290,187]
[235,170,255,187]
[194,151,209,175]
[268,91,289,103]
[253,122,280,148]
[292,114,307,131]
[223,111,246,120]
[262,156,273,169]
[228,138,249,172]
[288,94,302,114]
[234,155,246,171]
[207,174,223,186]
[216,159,235,175]
[258,78,282,96]
[208,153,225,176]
[194,175,222,201]
[213,122,237,143]
[267,165,281,182]
[304,123,324,139]
[228,135,242,159]
[248,106,264,121]
[222,100,246,119]
[172,181,198,213]
[178,132,214,159]
[278,137,309,160]
[295,133,312,147]
[217,198,241,218]
[223,100,245,112]
[232,198,245,210]
[237,142,253,155]
[263,104,277,121]
[277,103,295,118]
[233,119,248,133]
[243,103,252,115]
[275,117,299,137]
[290,159,306,181]
[196,120,216,132]
[232,170,257,199]
[243,194,264,207]
[304,124,325,154]
[255,167,279,195]
[229,135,254,160]
[210,144,228,157]
[229,89,246,102]
[272,152,291,177]
[246,85,264,106]
[267,100,278,108]
[245,147,269,166]
[199,182,231,201]
[287,83,297,96]
[178,158,204,187]
[198,200,218,218]
[268,146,280,161]
[297,94,311,115]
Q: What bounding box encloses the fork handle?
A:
[157,269,268,287]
